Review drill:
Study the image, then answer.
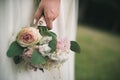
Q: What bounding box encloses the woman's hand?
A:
[34,0,60,30]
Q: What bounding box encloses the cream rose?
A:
[17,27,42,47]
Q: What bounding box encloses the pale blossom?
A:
[38,36,52,57]
[56,37,70,52]
[22,48,33,63]
[38,44,51,57]
[23,48,33,57]
[49,50,69,63]
[17,27,42,47]
[48,37,70,63]
[39,36,52,45]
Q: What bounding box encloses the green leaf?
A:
[13,56,23,64]
[49,31,57,37]
[48,36,57,53]
[38,26,57,53]
[47,31,57,53]
[7,41,24,57]
[38,26,56,36]
[31,50,46,65]
[37,26,49,36]
[70,41,80,53]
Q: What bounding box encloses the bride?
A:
[0,0,78,80]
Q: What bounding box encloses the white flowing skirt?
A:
[0,0,78,80]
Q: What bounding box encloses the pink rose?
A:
[17,27,42,47]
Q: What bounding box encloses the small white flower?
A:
[39,44,51,57]
[49,50,69,63]
[40,36,52,45]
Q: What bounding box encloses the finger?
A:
[44,17,53,30]
[44,11,54,30]
[34,3,43,24]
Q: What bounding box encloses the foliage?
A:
[38,26,57,53]
[75,26,120,80]
[31,50,46,65]
[7,41,24,57]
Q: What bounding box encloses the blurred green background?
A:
[75,25,120,80]
[76,0,120,79]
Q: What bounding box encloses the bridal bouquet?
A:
[7,26,80,71]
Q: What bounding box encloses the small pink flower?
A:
[23,48,33,57]
[56,37,70,52]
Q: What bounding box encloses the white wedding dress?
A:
[0,0,78,80]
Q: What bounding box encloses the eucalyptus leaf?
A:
[13,56,23,64]
[7,41,24,57]
[70,41,80,53]
[48,32,57,53]
[31,50,46,65]
[48,36,57,53]
[49,31,57,37]
[38,26,57,53]
[38,26,49,36]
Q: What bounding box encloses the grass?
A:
[75,25,120,80]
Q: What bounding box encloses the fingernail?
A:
[33,18,37,24]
